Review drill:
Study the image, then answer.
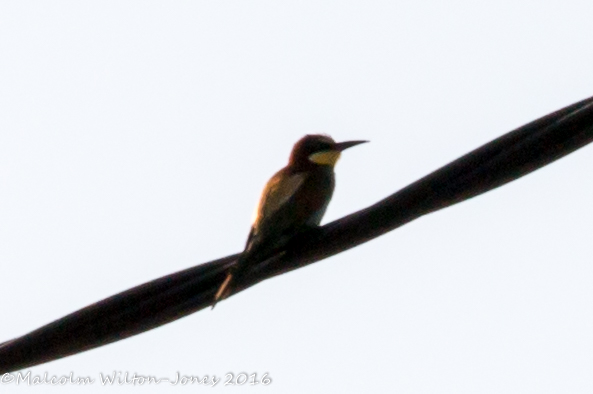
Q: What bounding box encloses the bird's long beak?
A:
[334,140,369,151]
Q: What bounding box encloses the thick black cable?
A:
[1,96,593,372]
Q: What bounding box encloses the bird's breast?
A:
[294,167,335,226]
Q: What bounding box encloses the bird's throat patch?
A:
[308,150,341,166]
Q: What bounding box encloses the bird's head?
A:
[289,134,368,168]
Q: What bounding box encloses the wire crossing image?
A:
[1,95,593,372]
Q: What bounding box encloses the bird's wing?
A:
[250,169,307,238]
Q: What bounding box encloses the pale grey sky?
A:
[1,2,593,393]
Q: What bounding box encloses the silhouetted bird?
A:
[213,134,368,307]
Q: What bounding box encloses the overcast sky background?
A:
[2,2,593,393]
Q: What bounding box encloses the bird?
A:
[212,134,368,307]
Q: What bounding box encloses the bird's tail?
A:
[211,248,286,309]
[211,272,234,309]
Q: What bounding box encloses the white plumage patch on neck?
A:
[308,150,341,167]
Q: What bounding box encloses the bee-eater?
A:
[213,134,368,307]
